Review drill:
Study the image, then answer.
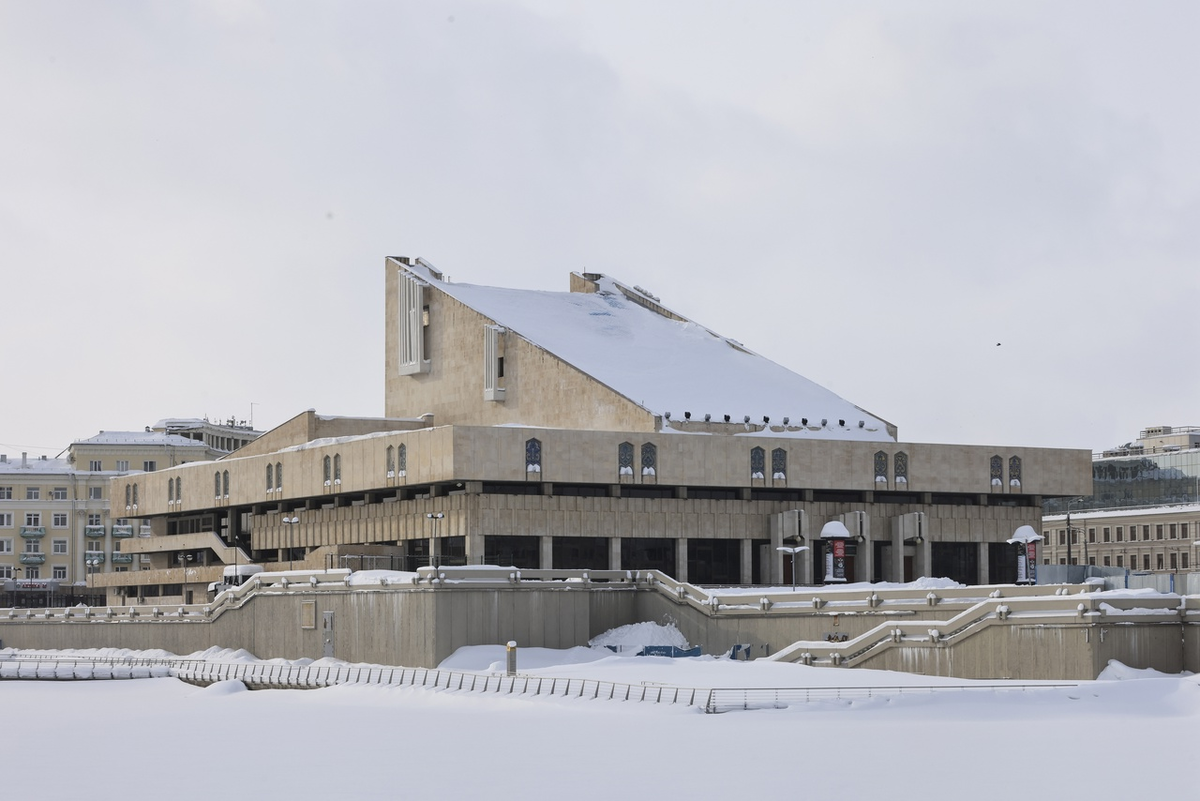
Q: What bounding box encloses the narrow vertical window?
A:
[525,438,542,474]
[266,463,274,493]
[125,484,132,509]
[214,472,221,499]
[990,456,1003,488]
[1008,456,1022,488]
[168,479,175,504]
[750,447,765,479]
[175,477,182,505]
[398,444,407,476]
[771,448,787,480]
[275,463,282,492]
[323,455,332,486]
[396,271,430,375]
[132,484,139,507]
[894,452,908,485]
[386,445,396,477]
[483,325,507,401]
[874,451,888,485]
[618,442,634,476]
[222,470,229,497]
[640,443,657,476]
[333,454,342,484]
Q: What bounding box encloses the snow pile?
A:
[588,621,689,650]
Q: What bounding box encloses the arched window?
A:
[132,483,138,507]
[266,463,274,493]
[323,455,332,485]
[168,478,175,504]
[874,451,889,484]
[275,462,282,492]
[125,484,132,509]
[398,444,407,476]
[894,452,908,485]
[175,477,182,504]
[525,438,542,474]
[222,470,229,497]
[618,442,634,476]
[990,455,1003,488]
[333,454,342,484]
[1008,456,1022,488]
[214,472,221,499]
[750,447,765,479]
[386,445,396,477]
[641,443,657,476]
[772,448,787,480]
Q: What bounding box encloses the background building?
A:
[1043,425,1200,573]
[100,257,1090,605]
[1,420,260,606]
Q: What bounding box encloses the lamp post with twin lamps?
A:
[281,515,301,570]
[776,545,809,592]
[425,512,444,568]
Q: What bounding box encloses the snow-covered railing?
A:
[702,682,1077,714]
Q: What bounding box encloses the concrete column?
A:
[675,538,688,583]
[978,541,990,584]
[464,530,484,566]
[540,535,553,570]
[770,510,809,587]
[740,538,753,585]
[834,511,871,583]
[608,537,622,571]
[892,512,927,581]
[429,537,442,568]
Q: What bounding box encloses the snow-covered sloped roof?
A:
[73,431,209,448]
[406,262,895,442]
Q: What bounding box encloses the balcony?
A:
[19,527,46,539]
[111,553,134,564]
[111,525,134,538]
[84,552,106,564]
[84,525,106,538]
[19,553,46,565]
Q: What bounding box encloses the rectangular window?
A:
[116,460,129,472]
[0,486,10,500]
[1184,553,1190,569]
[1143,554,1151,570]
[0,539,11,553]
[24,539,40,553]
[0,565,11,579]
[1156,525,1163,540]
[1116,555,1123,567]
[24,567,38,580]
[1102,527,1110,542]
[1170,552,1177,570]
[51,486,67,500]
[52,565,67,580]
[89,460,102,471]
[52,513,67,528]
[143,460,157,472]
[1169,524,1177,539]
[1103,556,1110,567]
[1087,528,1096,543]
[26,487,40,500]
[1182,523,1190,538]
[1058,531,1066,546]
[396,271,431,375]
[1071,530,1078,545]
[89,486,103,500]
[1116,526,1124,542]
[1088,557,1095,566]
[0,513,11,528]
[483,324,507,402]
[1157,553,1164,570]
[87,513,102,526]
[52,539,68,554]
[1143,526,1151,541]
[24,512,40,527]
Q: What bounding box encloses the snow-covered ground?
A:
[3,621,1197,800]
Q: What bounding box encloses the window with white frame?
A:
[51,486,67,500]
[24,539,40,553]
[89,460,102,471]
[25,512,40,527]
[143,460,157,472]
[52,565,67,580]
[87,513,101,526]
[26,487,40,500]
[116,460,129,472]
[396,270,431,375]
[0,538,12,553]
[89,486,103,500]
[0,513,11,528]
[0,486,10,500]
[23,567,37,580]
[483,324,507,401]
[52,539,68,554]
[52,513,67,528]
[0,565,11,579]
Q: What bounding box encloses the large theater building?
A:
[98,257,1090,604]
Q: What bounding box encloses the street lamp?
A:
[1065,496,1086,567]
[776,545,809,592]
[281,515,300,570]
[177,553,193,602]
[425,512,444,568]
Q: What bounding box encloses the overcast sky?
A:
[3,1,1197,458]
